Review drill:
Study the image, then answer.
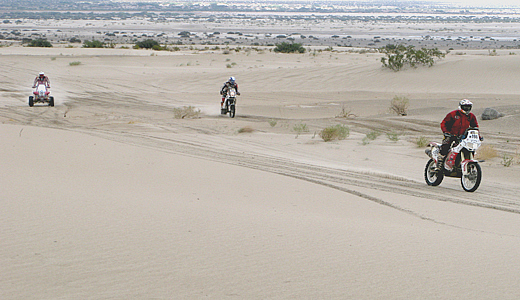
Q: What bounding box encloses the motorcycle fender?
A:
[461,159,478,173]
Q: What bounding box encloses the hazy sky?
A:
[445,0,519,6]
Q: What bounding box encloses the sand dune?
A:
[1,45,520,299]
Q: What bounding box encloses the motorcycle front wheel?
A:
[229,105,235,118]
[29,96,34,107]
[425,158,443,186]
[461,162,482,192]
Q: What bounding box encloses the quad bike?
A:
[424,127,482,192]
[29,84,54,107]
[221,88,237,118]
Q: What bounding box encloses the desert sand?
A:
[1,42,520,299]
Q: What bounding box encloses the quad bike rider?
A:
[220,76,240,109]
[438,99,480,169]
[29,71,54,107]
[33,71,51,89]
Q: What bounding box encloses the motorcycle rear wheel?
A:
[461,162,481,192]
[425,158,444,186]
[29,96,34,107]
[49,96,54,107]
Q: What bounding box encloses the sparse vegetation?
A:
[134,39,167,50]
[387,131,399,142]
[501,154,514,167]
[379,44,445,71]
[173,106,201,119]
[390,96,409,116]
[320,124,350,142]
[415,136,429,148]
[238,126,255,133]
[83,40,105,48]
[361,130,381,145]
[27,39,52,47]
[274,42,305,53]
[336,106,357,118]
[268,119,278,127]
[69,61,81,66]
[293,123,309,137]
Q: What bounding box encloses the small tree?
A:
[380,44,445,71]
[27,39,52,47]
[83,40,105,48]
[274,42,305,53]
[135,39,161,49]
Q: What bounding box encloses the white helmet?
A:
[459,99,473,115]
[39,71,45,76]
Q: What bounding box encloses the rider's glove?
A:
[237,92,241,95]
[480,136,484,141]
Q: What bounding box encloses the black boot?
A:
[436,155,445,171]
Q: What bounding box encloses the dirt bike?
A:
[424,127,482,192]
[29,84,54,107]
[221,88,237,118]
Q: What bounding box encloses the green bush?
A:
[379,44,445,71]
[83,40,105,48]
[320,125,350,142]
[27,39,52,47]
[135,39,165,50]
[274,42,305,53]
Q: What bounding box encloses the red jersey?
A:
[441,109,479,136]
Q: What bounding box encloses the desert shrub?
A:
[336,106,357,118]
[361,130,381,145]
[69,37,81,43]
[415,136,429,148]
[390,96,409,116]
[27,39,52,47]
[268,119,277,127]
[293,123,309,133]
[83,40,105,48]
[69,61,81,66]
[366,130,381,141]
[274,42,305,53]
[476,144,498,160]
[501,154,514,167]
[238,126,255,133]
[379,44,445,71]
[320,124,350,142]
[135,39,165,50]
[387,131,399,142]
[173,106,201,119]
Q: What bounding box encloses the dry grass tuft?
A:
[238,126,255,133]
[390,96,409,116]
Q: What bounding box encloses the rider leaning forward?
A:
[33,71,51,88]
[438,99,480,169]
[220,76,240,108]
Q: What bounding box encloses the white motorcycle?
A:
[221,88,238,118]
[29,84,54,107]
[424,127,482,192]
